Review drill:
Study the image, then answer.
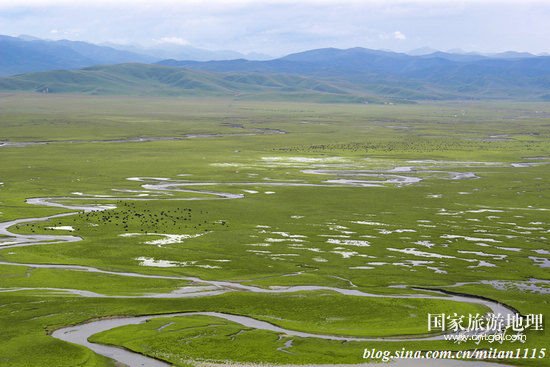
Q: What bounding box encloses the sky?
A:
[1,0,550,56]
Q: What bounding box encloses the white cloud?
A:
[1,0,549,55]
[393,31,406,40]
[156,36,190,45]
[378,31,407,41]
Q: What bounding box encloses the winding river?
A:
[51,312,512,367]
[0,177,520,367]
[0,128,287,149]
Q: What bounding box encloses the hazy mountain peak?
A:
[407,47,439,56]
[102,42,272,61]
[17,34,41,41]
[0,34,155,76]
[490,51,536,59]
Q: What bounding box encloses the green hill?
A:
[0,63,379,103]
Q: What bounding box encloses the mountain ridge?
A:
[156,47,550,100]
[2,45,549,102]
[0,35,156,76]
[0,34,274,76]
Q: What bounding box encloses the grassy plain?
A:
[0,93,549,366]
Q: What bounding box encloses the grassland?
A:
[0,93,549,366]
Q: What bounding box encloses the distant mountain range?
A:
[101,42,272,62]
[0,35,156,76]
[0,35,271,76]
[1,37,549,102]
[157,47,550,100]
[408,46,543,59]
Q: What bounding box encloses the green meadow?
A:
[0,93,549,366]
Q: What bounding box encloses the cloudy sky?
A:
[1,0,549,56]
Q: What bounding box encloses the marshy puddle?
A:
[45,226,75,231]
[413,241,437,248]
[136,257,221,269]
[457,251,507,260]
[352,220,388,226]
[120,232,204,246]
[441,234,501,243]
[326,239,370,247]
[387,248,455,259]
[529,256,550,268]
